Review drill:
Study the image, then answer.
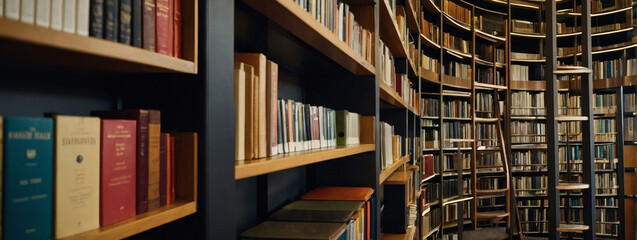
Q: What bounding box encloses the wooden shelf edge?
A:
[235,144,375,180]
[379,0,409,58]
[243,0,375,75]
[379,80,409,109]
[379,155,410,184]
[60,201,197,240]
[0,18,197,74]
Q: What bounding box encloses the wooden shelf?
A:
[444,47,472,59]
[442,75,472,89]
[442,13,471,32]
[476,189,508,195]
[380,0,408,58]
[555,116,589,121]
[381,226,416,240]
[421,33,441,49]
[554,66,592,75]
[476,210,509,220]
[243,0,375,75]
[475,117,499,123]
[420,67,441,84]
[511,58,546,63]
[476,29,506,43]
[404,0,419,33]
[380,155,411,184]
[386,170,411,185]
[510,80,546,91]
[422,226,440,239]
[60,201,196,240]
[0,17,197,73]
[556,183,590,190]
[443,196,473,206]
[556,224,589,233]
[380,80,409,109]
[475,82,507,90]
[235,144,375,180]
[510,32,545,38]
[422,0,441,13]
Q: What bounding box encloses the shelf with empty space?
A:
[0,15,198,73]
[380,79,409,109]
[380,155,411,184]
[242,0,375,75]
[235,144,375,180]
[380,0,408,58]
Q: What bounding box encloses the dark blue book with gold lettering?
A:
[90,0,104,38]
[119,0,132,44]
[104,0,119,41]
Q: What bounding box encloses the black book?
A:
[104,0,119,41]
[90,0,104,38]
[277,100,284,154]
[119,0,132,44]
[132,0,143,47]
[304,104,311,146]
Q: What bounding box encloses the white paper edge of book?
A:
[76,0,89,36]
[50,0,63,30]
[62,0,75,33]
[20,0,35,23]
[36,0,51,27]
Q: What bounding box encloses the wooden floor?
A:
[463,227,508,240]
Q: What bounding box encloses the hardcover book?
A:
[4,0,18,20]
[89,0,104,38]
[335,110,348,146]
[173,0,181,57]
[142,0,156,50]
[76,0,90,36]
[241,221,347,240]
[100,119,136,226]
[159,133,168,206]
[234,62,247,160]
[132,0,143,47]
[235,53,268,159]
[3,117,53,240]
[118,0,132,44]
[266,60,278,156]
[105,0,119,41]
[91,109,149,214]
[54,115,100,238]
[155,0,173,55]
[50,0,63,30]
[20,0,35,24]
[62,0,76,33]
[147,110,161,210]
[35,0,51,27]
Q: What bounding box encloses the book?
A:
[335,110,348,146]
[166,133,173,204]
[91,109,150,214]
[173,0,181,57]
[169,134,175,203]
[147,110,161,211]
[132,0,142,47]
[105,0,119,41]
[76,0,89,36]
[301,187,373,201]
[50,0,63,30]
[159,133,168,206]
[155,0,173,55]
[241,221,347,240]
[4,0,19,20]
[62,0,76,33]
[3,117,53,240]
[118,0,132,44]
[20,0,35,24]
[244,64,256,159]
[283,200,365,212]
[142,0,155,50]
[90,0,104,38]
[235,53,268,159]
[53,115,100,238]
[0,0,3,16]
[234,62,247,160]
[266,60,278,156]
[269,209,355,223]
[100,119,136,226]
[35,0,51,27]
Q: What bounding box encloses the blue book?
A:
[3,117,53,240]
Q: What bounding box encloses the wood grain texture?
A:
[235,144,376,180]
[379,79,409,109]
[379,155,410,184]
[420,68,440,84]
[442,75,472,89]
[510,80,545,91]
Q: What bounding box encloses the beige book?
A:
[234,62,246,160]
[235,53,267,159]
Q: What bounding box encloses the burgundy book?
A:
[159,133,169,206]
[155,0,173,56]
[173,0,181,58]
[143,0,156,50]
[147,110,161,211]
[395,74,402,97]
[92,109,149,214]
[100,119,137,226]
[425,155,434,176]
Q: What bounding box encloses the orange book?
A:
[301,187,374,201]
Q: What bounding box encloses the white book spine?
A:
[35,0,51,27]
[50,0,63,30]
[62,0,75,33]
[0,0,4,17]
[75,0,88,35]
[20,0,36,24]
[5,0,19,20]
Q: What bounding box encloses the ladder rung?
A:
[476,210,510,219]
[555,116,589,121]
[556,224,589,233]
[556,182,590,190]
[475,117,499,123]
[477,189,509,194]
[554,66,592,75]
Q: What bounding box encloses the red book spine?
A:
[173,0,181,58]
[159,133,168,206]
[155,0,173,55]
[100,119,137,226]
[170,135,176,202]
[425,155,434,176]
[395,74,402,97]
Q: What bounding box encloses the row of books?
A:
[422,53,439,73]
[511,91,546,116]
[594,119,616,142]
[559,146,582,164]
[593,58,625,80]
[592,0,628,12]
[511,121,546,144]
[476,177,505,191]
[514,176,547,196]
[443,99,470,119]
[443,201,471,223]
[475,92,493,118]
[476,123,497,147]
[442,60,471,79]
[3,0,182,57]
[626,117,636,141]
[511,151,547,172]
[511,52,542,60]
[627,59,637,78]
[421,98,440,117]
[442,178,471,199]
[379,40,396,89]
[442,122,471,148]
[423,182,440,204]
[421,206,441,237]
[474,12,505,36]
[476,152,502,169]
[1,111,194,239]
[442,32,470,54]
[475,43,500,63]
[558,93,581,116]
[294,0,374,63]
[595,172,618,195]
[381,121,403,170]
[594,145,617,168]
[240,186,374,240]
[442,152,470,171]
[592,22,626,35]
[593,93,617,114]
[475,67,504,86]
[422,128,440,149]
[421,14,439,45]
[511,19,543,34]
[443,0,471,26]
[424,154,440,177]
[626,92,637,111]
[511,65,532,81]
[559,121,581,142]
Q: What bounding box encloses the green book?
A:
[241,221,346,240]
[282,200,364,212]
[269,209,354,223]
[335,110,348,146]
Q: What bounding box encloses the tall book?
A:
[155,0,173,55]
[35,0,51,27]
[173,0,181,57]
[53,115,100,238]
[147,110,161,211]
[243,64,256,159]
[266,60,278,156]
[76,0,90,36]
[132,0,142,47]
[143,0,156,50]
[335,110,348,146]
[234,62,247,160]
[159,133,169,206]
[235,53,268,159]
[5,0,18,20]
[89,0,104,38]
[3,117,53,240]
[104,0,119,41]
[50,0,63,30]
[169,134,176,203]
[20,0,35,24]
[62,0,76,33]
[118,0,132,44]
[100,119,136,226]
[91,109,149,214]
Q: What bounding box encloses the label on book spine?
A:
[104,0,119,41]
[89,0,104,38]
[118,0,132,44]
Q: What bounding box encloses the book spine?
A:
[76,0,90,36]
[119,0,132,44]
[159,133,168,207]
[136,111,149,214]
[90,0,104,38]
[143,0,156,50]
[62,0,76,33]
[173,0,181,57]
[266,61,278,156]
[51,0,63,30]
[155,0,171,55]
[5,0,19,20]
[169,135,176,203]
[147,110,161,211]
[335,110,348,146]
[104,0,119,41]
[132,0,143,47]
[20,0,35,24]
[0,0,4,17]
[3,118,53,240]
[36,0,51,27]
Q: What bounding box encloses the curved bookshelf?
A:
[511,58,546,63]
[421,67,441,84]
[510,32,545,38]
[423,0,442,13]
[380,155,411,184]
[421,33,441,49]
[380,0,409,58]
[444,47,472,59]
[442,13,472,32]
[405,0,419,32]
[235,144,375,180]
[242,0,375,75]
[442,75,472,89]
[380,80,410,109]
[510,80,546,91]
[476,29,506,43]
